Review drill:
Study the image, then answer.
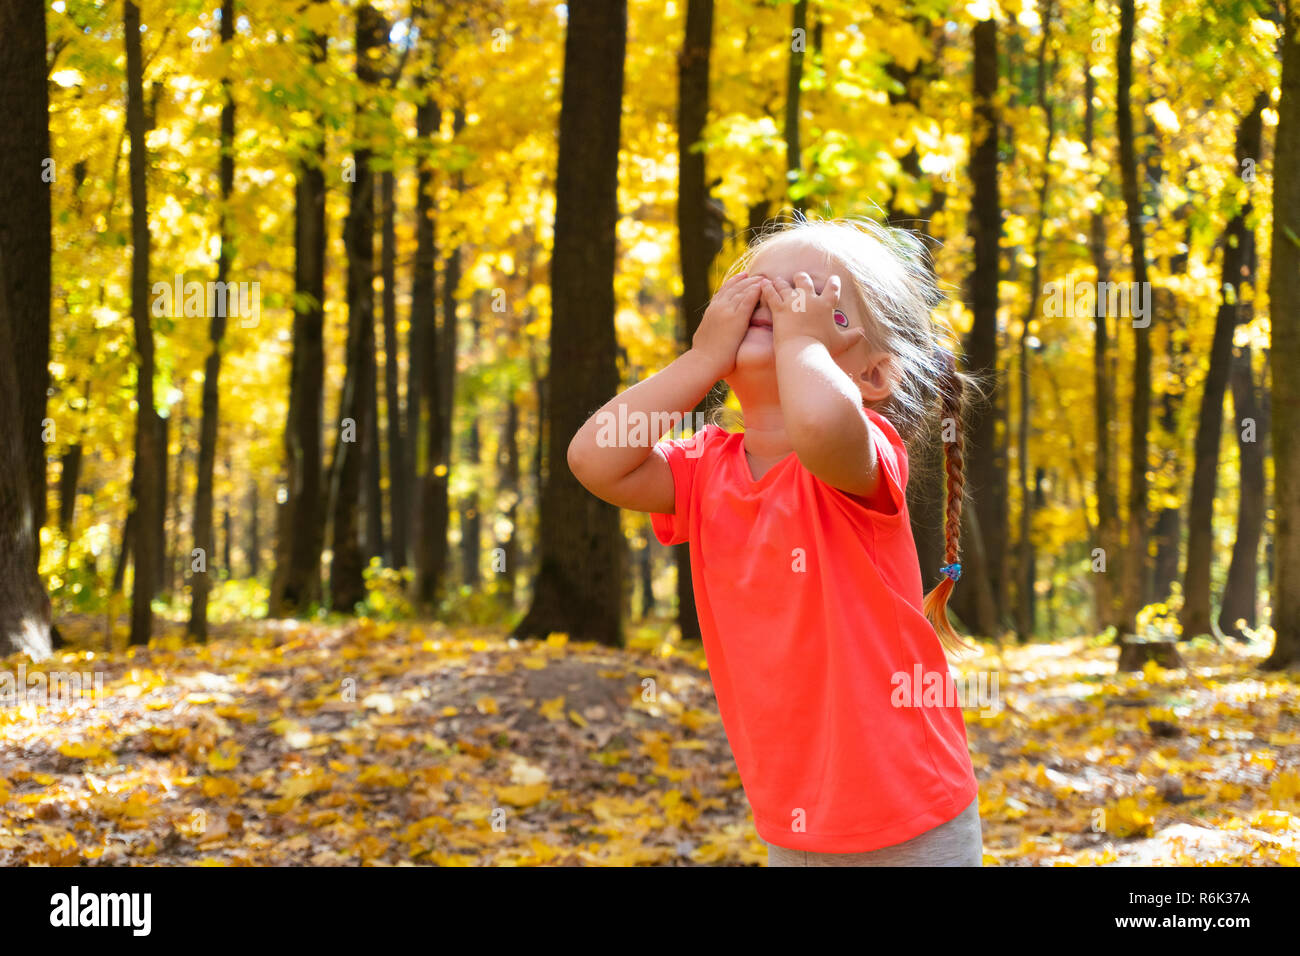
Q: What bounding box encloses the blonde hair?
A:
[711,212,978,654]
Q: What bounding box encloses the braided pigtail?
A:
[922,350,975,655]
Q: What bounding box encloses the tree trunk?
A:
[407,65,440,602]
[1266,0,1300,668]
[166,396,184,594]
[1151,210,1190,605]
[460,311,480,588]
[1116,0,1154,640]
[1085,35,1121,635]
[222,453,233,575]
[189,0,235,638]
[364,312,384,560]
[125,0,162,645]
[0,246,53,657]
[270,11,327,617]
[58,445,82,535]
[784,0,807,214]
[380,169,408,568]
[639,537,656,619]
[328,2,385,612]
[1181,95,1266,637]
[499,394,520,605]
[513,0,627,645]
[674,0,717,643]
[413,99,461,606]
[247,478,260,578]
[958,17,1005,638]
[1014,3,1054,643]
[0,0,52,561]
[1220,345,1267,638]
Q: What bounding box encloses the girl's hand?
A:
[761,272,867,357]
[690,272,766,380]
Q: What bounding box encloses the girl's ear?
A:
[857,352,896,402]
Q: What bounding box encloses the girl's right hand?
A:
[690,272,765,380]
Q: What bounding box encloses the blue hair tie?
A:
[939,562,962,583]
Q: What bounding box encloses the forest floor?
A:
[2,617,1299,865]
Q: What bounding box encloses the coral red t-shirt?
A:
[651,407,978,853]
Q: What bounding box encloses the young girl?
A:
[567,216,983,866]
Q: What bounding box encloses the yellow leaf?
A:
[538,695,566,721]
[207,742,243,771]
[58,740,110,761]
[1270,770,1300,806]
[357,765,409,788]
[202,776,241,799]
[496,783,549,808]
[475,696,499,715]
[568,710,588,728]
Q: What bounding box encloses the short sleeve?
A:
[867,412,908,517]
[650,424,722,546]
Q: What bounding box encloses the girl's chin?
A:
[731,339,777,377]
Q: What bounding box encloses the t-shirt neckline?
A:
[739,435,798,487]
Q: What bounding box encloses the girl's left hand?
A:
[759,272,868,357]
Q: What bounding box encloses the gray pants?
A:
[766,797,982,867]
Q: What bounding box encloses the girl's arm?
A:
[761,273,882,499]
[568,273,765,513]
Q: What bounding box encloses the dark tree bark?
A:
[414,100,463,608]
[1180,95,1266,637]
[784,0,807,214]
[58,445,82,535]
[328,2,386,612]
[406,36,439,596]
[270,9,328,616]
[1085,32,1121,635]
[112,477,134,595]
[1266,0,1300,669]
[460,422,480,587]
[513,0,627,645]
[166,395,184,593]
[1220,345,1267,638]
[155,411,169,595]
[0,0,52,557]
[189,0,235,638]
[1151,206,1190,605]
[639,537,656,619]
[498,393,520,604]
[125,0,162,645]
[364,297,383,562]
[380,169,408,568]
[247,478,260,578]
[0,248,53,658]
[222,452,233,575]
[1014,3,1055,642]
[674,0,717,643]
[1116,0,1154,640]
[460,313,480,588]
[957,17,1005,638]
